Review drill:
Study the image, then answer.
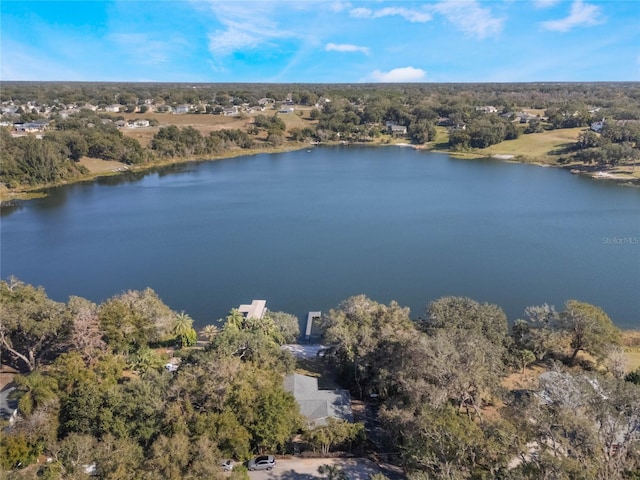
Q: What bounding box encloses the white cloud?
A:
[330,1,351,13]
[325,43,370,55]
[350,6,432,23]
[540,0,603,32]
[109,33,177,65]
[533,0,561,8]
[205,2,297,57]
[350,7,373,18]
[370,66,426,82]
[432,0,503,38]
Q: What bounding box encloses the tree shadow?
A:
[276,470,317,480]
[548,142,576,156]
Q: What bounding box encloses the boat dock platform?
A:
[305,311,321,340]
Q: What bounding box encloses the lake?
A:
[1,146,639,330]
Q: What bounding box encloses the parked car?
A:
[247,455,276,471]
[221,460,234,472]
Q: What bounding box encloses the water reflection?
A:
[0,201,23,216]
[2,148,638,329]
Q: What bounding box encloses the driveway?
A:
[247,457,403,480]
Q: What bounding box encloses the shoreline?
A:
[2,141,638,206]
[0,142,311,206]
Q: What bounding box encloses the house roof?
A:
[284,373,353,426]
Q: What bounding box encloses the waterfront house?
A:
[284,373,353,427]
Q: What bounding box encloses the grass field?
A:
[477,127,584,162]
[623,330,640,372]
[430,126,583,163]
[120,109,317,147]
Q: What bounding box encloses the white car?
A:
[247,455,276,471]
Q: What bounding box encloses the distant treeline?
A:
[2,82,640,189]
[3,81,640,113]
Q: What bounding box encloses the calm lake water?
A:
[2,146,639,330]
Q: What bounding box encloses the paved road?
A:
[247,457,403,480]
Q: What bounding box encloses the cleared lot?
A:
[247,457,402,480]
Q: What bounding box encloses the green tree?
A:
[128,346,164,374]
[513,303,565,361]
[514,348,537,374]
[322,295,414,398]
[303,418,365,455]
[0,433,41,470]
[173,312,197,348]
[0,278,71,372]
[264,311,300,344]
[421,296,508,348]
[221,362,301,452]
[561,300,621,364]
[382,405,485,479]
[98,288,175,353]
[12,371,59,416]
[92,434,144,480]
[144,433,191,480]
[250,387,302,452]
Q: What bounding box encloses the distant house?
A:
[133,119,150,128]
[278,106,295,114]
[516,112,538,124]
[284,373,353,427]
[105,104,122,113]
[591,119,605,132]
[1,105,19,115]
[390,125,407,136]
[14,120,49,132]
[258,98,275,106]
[476,106,498,113]
[222,106,240,116]
[174,104,191,114]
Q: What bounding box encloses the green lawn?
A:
[477,127,583,162]
[430,126,584,164]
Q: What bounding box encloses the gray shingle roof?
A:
[284,374,353,426]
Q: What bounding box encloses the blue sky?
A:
[1,0,638,82]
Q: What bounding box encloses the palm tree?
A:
[12,371,58,416]
[225,308,246,331]
[128,346,163,374]
[173,312,197,348]
[200,324,220,342]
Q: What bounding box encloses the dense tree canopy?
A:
[1,279,638,479]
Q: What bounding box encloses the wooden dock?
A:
[305,311,321,341]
